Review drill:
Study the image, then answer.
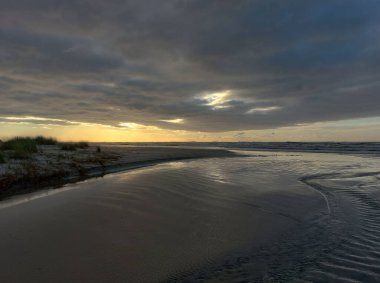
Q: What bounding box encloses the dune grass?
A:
[35,136,57,145]
[1,137,38,159]
[60,144,77,151]
[0,136,89,158]
[60,141,89,151]
[77,141,89,148]
[0,136,58,159]
[0,151,5,163]
[1,137,38,151]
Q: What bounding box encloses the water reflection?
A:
[0,150,380,282]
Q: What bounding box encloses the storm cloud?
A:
[1,0,380,132]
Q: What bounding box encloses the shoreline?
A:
[0,148,329,283]
[109,142,380,155]
[1,147,379,281]
[0,145,240,200]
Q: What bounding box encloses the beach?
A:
[2,0,379,281]
[0,145,238,199]
[1,148,379,282]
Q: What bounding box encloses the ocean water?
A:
[117,142,380,154]
[0,151,380,282]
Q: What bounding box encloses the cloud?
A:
[0,29,125,74]
[0,0,380,133]
[246,107,280,114]
[160,118,184,124]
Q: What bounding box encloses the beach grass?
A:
[0,136,58,159]
[0,136,88,155]
[60,141,89,151]
[60,143,77,151]
[1,137,38,159]
[0,151,5,163]
[35,136,57,145]
[77,141,89,148]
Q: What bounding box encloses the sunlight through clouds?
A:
[246,106,280,114]
[200,90,231,109]
[0,1,379,141]
[160,118,185,124]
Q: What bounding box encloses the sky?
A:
[1,0,380,142]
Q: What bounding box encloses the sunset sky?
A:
[1,0,380,141]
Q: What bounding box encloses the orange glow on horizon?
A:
[1,116,380,142]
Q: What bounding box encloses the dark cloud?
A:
[0,29,125,74]
[1,0,380,132]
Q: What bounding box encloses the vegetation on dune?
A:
[1,137,38,159]
[60,141,89,151]
[1,137,38,151]
[0,136,58,159]
[60,144,77,151]
[34,136,57,145]
[0,136,101,199]
[77,141,89,148]
[0,136,90,158]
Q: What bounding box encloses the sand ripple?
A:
[177,170,380,282]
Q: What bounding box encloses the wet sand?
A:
[0,145,237,199]
[0,151,379,282]
[0,153,324,283]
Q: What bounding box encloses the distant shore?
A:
[0,144,239,200]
